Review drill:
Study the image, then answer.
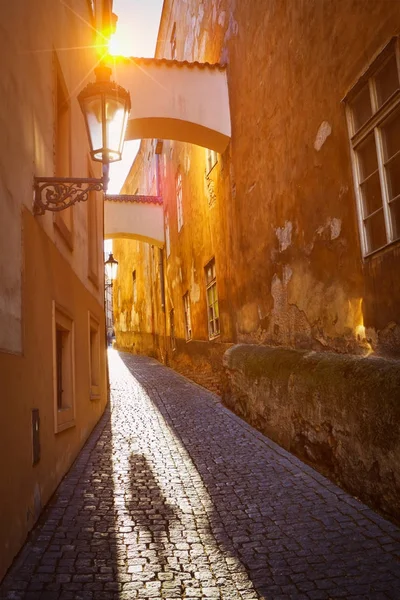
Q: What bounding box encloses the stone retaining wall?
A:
[223,344,400,522]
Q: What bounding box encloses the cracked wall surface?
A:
[113,0,400,382]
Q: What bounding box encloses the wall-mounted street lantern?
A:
[104,252,118,284]
[33,65,131,216]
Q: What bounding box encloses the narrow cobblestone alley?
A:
[1,350,400,600]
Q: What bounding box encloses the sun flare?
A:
[109,32,134,57]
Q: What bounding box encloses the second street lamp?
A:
[33,65,131,215]
[104,252,119,283]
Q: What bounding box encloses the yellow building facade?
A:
[112,0,400,520]
[0,0,110,579]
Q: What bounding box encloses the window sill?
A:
[363,237,400,260]
[55,417,76,433]
[208,333,220,341]
[90,384,100,401]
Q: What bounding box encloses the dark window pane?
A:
[357,134,378,180]
[365,209,387,252]
[375,55,399,108]
[351,85,372,131]
[360,171,383,216]
[386,151,400,200]
[381,110,400,160]
[215,318,220,334]
[390,196,400,240]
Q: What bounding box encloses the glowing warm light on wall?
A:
[109,32,133,57]
[352,298,373,356]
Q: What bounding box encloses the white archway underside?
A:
[114,58,231,153]
[104,200,164,247]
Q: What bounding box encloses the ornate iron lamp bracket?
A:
[33,176,105,216]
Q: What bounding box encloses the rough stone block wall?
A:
[223,344,400,522]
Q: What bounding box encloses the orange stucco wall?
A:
[0,210,108,580]
[0,0,109,580]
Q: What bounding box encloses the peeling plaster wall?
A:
[115,0,400,395]
[223,344,400,521]
[224,0,400,357]
[156,0,400,358]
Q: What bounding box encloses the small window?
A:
[206,148,218,174]
[132,270,137,303]
[53,303,75,432]
[205,259,220,339]
[183,292,192,341]
[89,314,100,400]
[345,39,400,256]
[170,23,177,60]
[176,169,183,231]
[170,309,176,351]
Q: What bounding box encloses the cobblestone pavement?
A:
[1,351,400,600]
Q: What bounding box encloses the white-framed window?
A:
[345,38,400,256]
[132,270,137,303]
[183,292,192,341]
[176,169,183,231]
[206,148,218,174]
[52,303,75,432]
[205,258,220,339]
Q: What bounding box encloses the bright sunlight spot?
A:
[108,32,134,57]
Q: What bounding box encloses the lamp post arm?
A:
[33,176,105,215]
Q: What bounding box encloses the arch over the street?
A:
[113,57,231,154]
[104,195,164,247]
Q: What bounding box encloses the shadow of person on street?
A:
[118,352,400,600]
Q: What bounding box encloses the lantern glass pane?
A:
[105,96,126,160]
[83,96,104,154]
[105,259,118,280]
[110,261,118,280]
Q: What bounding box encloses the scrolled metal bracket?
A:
[33,177,105,216]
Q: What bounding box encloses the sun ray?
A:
[111,55,169,94]
[66,51,111,105]
[21,44,108,55]
[58,0,109,44]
